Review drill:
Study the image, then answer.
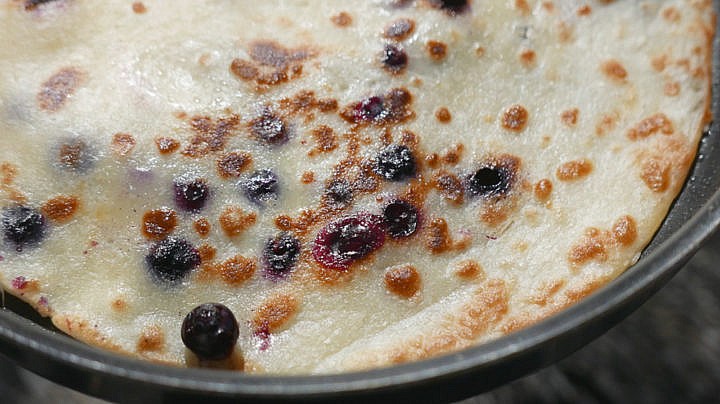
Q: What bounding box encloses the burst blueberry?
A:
[2,206,46,248]
[374,144,416,181]
[263,233,301,278]
[325,179,353,207]
[383,200,419,238]
[145,237,200,284]
[243,169,279,204]
[467,166,512,198]
[312,213,385,270]
[181,303,239,361]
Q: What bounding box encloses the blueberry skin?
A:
[2,206,46,248]
[263,233,301,278]
[181,303,239,361]
[242,169,279,204]
[145,237,200,284]
[374,144,416,182]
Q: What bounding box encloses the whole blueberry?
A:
[181,303,239,361]
[174,178,210,212]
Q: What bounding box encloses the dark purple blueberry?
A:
[430,0,469,14]
[381,44,408,73]
[2,206,46,249]
[181,303,239,361]
[374,144,416,181]
[242,169,279,204]
[466,165,512,198]
[24,0,59,10]
[145,237,200,284]
[250,109,288,145]
[383,200,418,238]
[353,96,386,123]
[325,179,353,207]
[174,178,210,212]
[312,212,385,270]
[263,233,301,278]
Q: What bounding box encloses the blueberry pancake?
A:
[0,0,713,374]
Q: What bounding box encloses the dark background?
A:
[2,230,719,403]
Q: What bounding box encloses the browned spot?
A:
[556,159,593,181]
[612,215,637,246]
[1,162,17,186]
[132,1,146,13]
[111,133,136,156]
[57,139,90,170]
[331,11,352,27]
[541,1,555,12]
[534,179,553,201]
[455,260,485,280]
[384,18,415,41]
[308,125,338,156]
[627,113,674,140]
[339,87,414,126]
[141,208,177,240]
[600,60,628,83]
[640,158,670,192]
[217,255,256,285]
[183,115,241,157]
[193,218,211,238]
[475,46,486,57]
[568,228,608,266]
[216,152,252,179]
[442,144,464,165]
[111,298,127,312]
[230,41,314,88]
[515,0,530,14]
[385,264,421,298]
[426,40,448,61]
[595,112,618,136]
[662,6,681,22]
[433,171,464,205]
[280,90,338,115]
[664,81,681,97]
[561,108,578,127]
[577,4,591,15]
[136,325,164,353]
[274,215,293,231]
[527,280,565,306]
[37,67,85,112]
[252,294,299,333]
[426,218,451,254]
[519,49,536,67]
[425,153,440,169]
[651,54,668,72]
[197,243,216,263]
[435,107,452,123]
[42,195,79,223]
[563,276,611,303]
[501,104,529,132]
[557,21,574,42]
[480,204,511,227]
[219,206,257,237]
[155,137,180,155]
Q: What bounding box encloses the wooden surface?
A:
[2,230,719,403]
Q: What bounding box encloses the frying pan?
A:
[2,4,720,403]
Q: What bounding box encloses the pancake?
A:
[0,0,713,374]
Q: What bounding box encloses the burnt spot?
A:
[340,88,413,125]
[54,138,96,172]
[250,109,289,145]
[37,67,84,112]
[381,44,408,74]
[384,18,415,41]
[466,155,520,199]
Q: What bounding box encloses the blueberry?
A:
[383,200,418,238]
[325,179,353,207]
[174,178,210,212]
[181,303,239,361]
[374,144,416,181]
[243,169,279,204]
[467,166,512,198]
[430,0,468,14]
[2,206,46,249]
[353,96,386,123]
[263,233,301,278]
[145,237,200,284]
[381,44,408,73]
[250,109,288,145]
[312,213,385,270]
